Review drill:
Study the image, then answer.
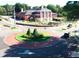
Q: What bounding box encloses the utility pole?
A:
[14,6,16,21]
[13,6,16,28]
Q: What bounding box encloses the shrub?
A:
[0,19,2,21]
[61,33,70,39]
[48,22,53,26]
[26,28,31,36]
[38,34,44,38]
[32,29,38,37]
[21,35,27,38]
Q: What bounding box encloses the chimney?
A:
[41,6,44,9]
[21,8,23,12]
[30,6,33,9]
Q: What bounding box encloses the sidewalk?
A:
[0,47,9,57]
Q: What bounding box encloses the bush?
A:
[26,28,31,36]
[61,33,70,39]
[21,35,27,38]
[32,29,38,37]
[0,19,2,21]
[38,34,44,38]
[48,22,53,26]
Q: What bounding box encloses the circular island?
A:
[15,28,53,49]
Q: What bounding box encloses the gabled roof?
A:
[24,8,52,12]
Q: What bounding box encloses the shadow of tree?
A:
[3,39,70,58]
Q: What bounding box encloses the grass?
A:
[40,32,50,36]
[23,21,35,24]
[16,33,28,41]
[11,27,19,31]
[16,33,51,42]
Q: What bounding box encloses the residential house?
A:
[16,7,57,22]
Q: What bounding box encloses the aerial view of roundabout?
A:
[0,21,76,58]
[3,23,63,58]
[0,18,79,58]
[1,0,79,58]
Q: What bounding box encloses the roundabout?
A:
[3,31,69,57]
[4,29,60,49]
[2,27,70,57]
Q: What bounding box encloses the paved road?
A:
[0,21,77,57]
[0,26,22,57]
[0,25,64,57]
[0,27,14,49]
[0,24,66,50]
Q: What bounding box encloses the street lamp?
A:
[10,6,16,29]
[14,6,16,20]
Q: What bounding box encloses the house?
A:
[16,7,57,22]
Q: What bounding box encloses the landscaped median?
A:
[16,32,51,42]
[15,29,52,48]
[16,29,51,42]
[4,28,60,49]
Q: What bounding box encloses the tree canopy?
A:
[47,4,57,12]
[0,6,6,15]
[47,4,65,17]
[0,2,79,21]
[15,3,22,13]
[0,3,29,15]
[63,1,79,21]
[21,4,29,10]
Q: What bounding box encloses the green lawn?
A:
[16,33,28,41]
[16,33,51,42]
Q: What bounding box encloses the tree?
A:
[26,28,31,36]
[21,4,29,11]
[56,5,62,13]
[56,5,63,17]
[0,6,6,15]
[33,6,39,9]
[47,4,57,12]
[2,4,13,15]
[15,3,22,13]
[32,29,38,37]
[63,1,79,21]
[47,4,65,17]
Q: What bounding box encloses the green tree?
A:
[15,3,22,13]
[63,1,79,21]
[2,4,13,15]
[21,4,29,10]
[32,29,38,37]
[0,6,6,15]
[47,4,65,17]
[26,28,31,36]
[47,4,57,12]
[55,5,62,16]
[33,6,39,9]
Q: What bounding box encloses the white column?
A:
[50,12,52,21]
[40,11,42,22]
[44,11,48,22]
[45,11,46,22]
[47,12,49,22]
[44,11,45,20]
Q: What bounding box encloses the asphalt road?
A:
[0,24,65,50]
[0,27,14,49]
[0,20,76,57]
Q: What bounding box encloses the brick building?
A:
[16,7,57,22]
